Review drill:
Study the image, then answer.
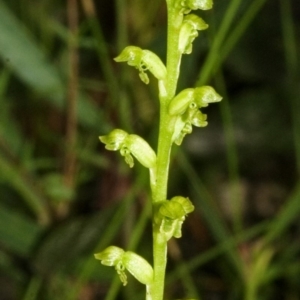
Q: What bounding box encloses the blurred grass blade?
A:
[177,151,242,275]
[215,73,242,233]
[265,183,300,243]
[22,277,42,300]
[280,0,298,75]
[197,0,268,85]
[0,69,11,97]
[0,153,50,224]
[0,204,43,257]
[217,0,268,76]
[0,2,105,130]
[166,220,269,285]
[280,0,300,175]
[197,0,243,85]
[0,2,64,98]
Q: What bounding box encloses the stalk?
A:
[150,2,183,299]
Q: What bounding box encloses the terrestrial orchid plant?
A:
[94,0,222,299]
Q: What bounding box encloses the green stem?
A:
[150,2,183,299]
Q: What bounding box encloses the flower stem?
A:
[150,2,183,299]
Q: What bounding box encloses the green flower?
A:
[154,197,194,240]
[100,129,157,169]
[114,46,167,84]
[168,86,222,145]
[95,246,153,286]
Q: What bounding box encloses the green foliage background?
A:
[0,0,299,299]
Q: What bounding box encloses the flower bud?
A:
[194,86,222,107]
[168,88,195,116]
[123,251,153,285]
[179,14,208,54]
[94,246,125,266]
[124,134,157,169]
[99,129,128,151]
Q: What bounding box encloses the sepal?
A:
[124,134,157,169]
[179,14,208,54]
[168,88,195,116]
[114,46,167,84]
[122,251,153,285]
[194,86,223,107]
